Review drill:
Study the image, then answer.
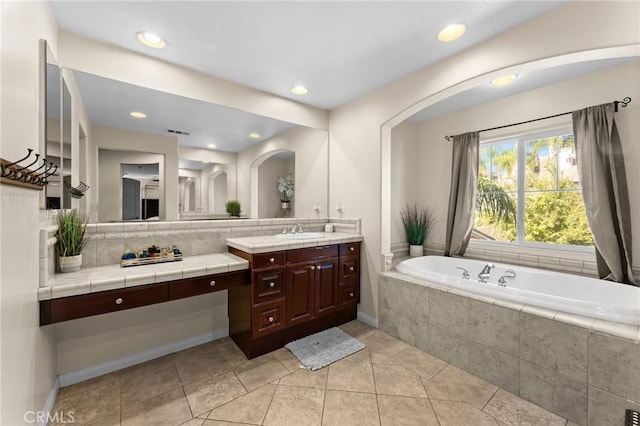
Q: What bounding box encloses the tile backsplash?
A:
[40,217,361,286]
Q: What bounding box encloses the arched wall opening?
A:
[250,149,295,218]
[380,45,640,269]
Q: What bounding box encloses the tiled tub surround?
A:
[379,271,640,426]
[39,217,361,286]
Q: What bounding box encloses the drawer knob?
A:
[269,282,275,288]
[349,246,355,252]
[210,280,216,286]
[115,298,123,305]
[268,316,274,323]
[269,257,275,263]
[310,265,316,270]
[349,292,354,297]
[349,266,355,271]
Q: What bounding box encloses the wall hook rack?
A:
[64,181,89,199]
[0,148,57,190]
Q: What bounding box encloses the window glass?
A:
[473,130,593,248]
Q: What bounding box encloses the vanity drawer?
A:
[253,268,285,302]
[169,270,248,300]
[253,252,285,269]
[252,297,286,338]
[45,283,168,324]
[339,242,361,256]
[287,245,338,264]
[341,255,359,279]
[339,282,358,308]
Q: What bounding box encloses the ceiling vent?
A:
[166,128,190,136]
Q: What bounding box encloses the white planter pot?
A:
[59,254,82,273]
[281,201,290,210]
[409,245,424,257]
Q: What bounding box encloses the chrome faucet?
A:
[478,263,495,283]
[456,266,470,280]
[290,223,303,234]
[498,269,516,286]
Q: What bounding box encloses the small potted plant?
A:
[55,209,88,273]
[225,199,241,217]
[401,204,435,257]
[277,174,294,210]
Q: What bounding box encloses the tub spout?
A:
[478,263,495,283]
[498,269,516,286]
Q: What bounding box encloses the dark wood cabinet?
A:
[228,241,360,359]
[40,270,249,325]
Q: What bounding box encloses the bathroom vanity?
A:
[226,235,362,358]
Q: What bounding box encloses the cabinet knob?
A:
[349,292,354,298]
[210,280,216,286]
[349,266,355,272]
[269,282,275,288]
[349,246,355,252]
[268,316,274,323]
[310,265,316,270]
[269,257,275,263]
[115,298,123,305]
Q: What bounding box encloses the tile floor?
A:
[50,321,572,426]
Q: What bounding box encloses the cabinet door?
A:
[315,257,339,317]
[286,262,315,326]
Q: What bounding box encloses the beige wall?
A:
[0,1,59,423]
[237,126,328,218]
[390,121,418,247]
[92,126,179,221]
[329,1,640,320]
[408,61,640,262]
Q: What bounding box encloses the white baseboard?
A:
[357,311,379,328]
[40,376,60,426]
[58,328,228,387]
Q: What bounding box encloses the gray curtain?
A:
[573,103,636,285]
[445,132,479,257]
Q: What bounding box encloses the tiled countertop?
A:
[38,253,248,301]
[225,232,363,254]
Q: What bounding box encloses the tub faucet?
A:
[456,266,470,280]
[478,263,495,283]
[498,269,516,286]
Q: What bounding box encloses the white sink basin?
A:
[275,232,325,240]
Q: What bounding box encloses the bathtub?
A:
[396,255,640,326]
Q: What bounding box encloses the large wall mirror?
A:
[66,69,329,222]
[44,41,61,209]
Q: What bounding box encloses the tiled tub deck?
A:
[379,271,640,426]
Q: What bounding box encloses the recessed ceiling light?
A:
[437,23,467,42]
[491,74,518,87]
[130,111,147,119]
[290,85,308,95]
[136,31,166,49]
[206,144,217,149]
[249,133,261,139]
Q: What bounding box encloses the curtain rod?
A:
[444,97,632,141]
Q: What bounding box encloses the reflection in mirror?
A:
[122,163,160,220]
[258,151,295,218]
[71,70,312,221]
[61,80,72,209]
[44,42,60,209]
[99,149,164,222]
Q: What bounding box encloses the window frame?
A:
[473,126,595,254]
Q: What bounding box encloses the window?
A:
[474,128,593,248]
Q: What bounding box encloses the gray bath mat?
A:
[285,327,365,371]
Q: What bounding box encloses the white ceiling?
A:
[409,57,639,123]
[73,70,296,152]
[51,1,564,109]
